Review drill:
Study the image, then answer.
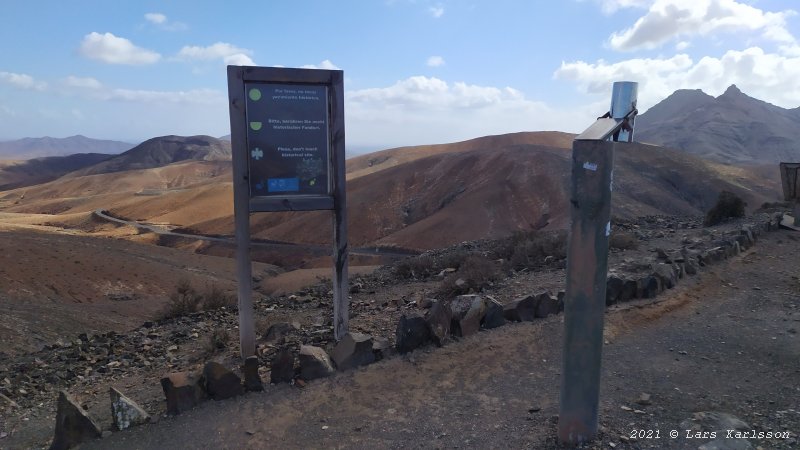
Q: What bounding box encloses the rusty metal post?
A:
[558,81,637,445]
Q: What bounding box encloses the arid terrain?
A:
[0,85,798,448]
[0,211,798,449]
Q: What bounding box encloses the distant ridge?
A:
[0,153,113,190]
[0,135,133,159]
[636,85,800,164]
[69,135,231,177]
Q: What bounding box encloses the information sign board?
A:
[244,83,330,197]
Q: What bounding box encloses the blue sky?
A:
[1,0,799,153]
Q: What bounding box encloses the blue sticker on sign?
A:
[267,178,300,192]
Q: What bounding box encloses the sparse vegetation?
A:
[704,190,746,226]
[393,249,471,280]
[159,279,203,319]
[205,328,231,354]
[202,284,236,310]
[158,280,235,320]
[497,229,568,270]
[609,231,639,250]
[437,255,499,298]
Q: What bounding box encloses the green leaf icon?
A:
[250,121,262,131]
[249,88,262,101]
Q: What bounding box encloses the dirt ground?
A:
[15,228,786,450]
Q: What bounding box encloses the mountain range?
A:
[635,84,800,164]
[0,135,133,159]
[0,84,792,254]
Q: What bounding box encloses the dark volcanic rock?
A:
[640,276,661,299]
[299,345,335,381]
[331,333,375,370]
[270,347,295,384]
[450,295,486,337]
[481,297,506,329]
[242,356,263,391]
[203,362,244,400]
[110,387,150,431]
[503,295,538,322]
[426,300,452,346]
[160,372,205,415]
[534,291,561,318]
[50,390,102,450]
[395,315,431,354]
[606,275,625,305]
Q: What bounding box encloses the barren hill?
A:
[636,85,800,164]
[0,153,112,190]
[0,133,782,252]
[0,135,133,159]
[69,135,231,177]
[61,140,782,251]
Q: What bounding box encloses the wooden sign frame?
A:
[227,66,349,358]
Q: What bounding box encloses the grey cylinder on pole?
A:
[609,81,638,142]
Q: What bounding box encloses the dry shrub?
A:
[206,328,231,354]
[159,279,203,319]
[437,255,498,298]
[499,230,567,269]
[609,231,639,250]
[393,249,470,280]
[202,284,236,310]
[705,191,746,226]
[159,280,235,319]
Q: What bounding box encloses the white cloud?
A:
[675,40,691,51]
[429,5,445,18]
[555,47,800,111]
[301,59,341,70]
[224,54,255,66]
[60,75,225,106]
[427,55,445,67]
[64,76,103,90]
[345,76,590,147]
[79,32,161,65]
[608,0,797,52]
[176,42,254,65]
[144,12,187,31]
[597,0,652,14]
[144,13,166,24]
[0,71,47,91]
[103,87,225,105]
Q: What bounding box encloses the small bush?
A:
[499,230,567,270]
[393,250,471,280]
[206,328,231,354]
[609,231,639,250]
[160,279,203,319]
[704,191,746,226]
[437,255,498,298]
[203,284,235,310]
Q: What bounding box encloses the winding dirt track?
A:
[83,229,800,450]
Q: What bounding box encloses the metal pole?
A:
[228,66,256,359]
[558,81,637,445]
[610,81,638,142]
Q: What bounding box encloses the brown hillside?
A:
[346,131,574,180]
[1,135,782,253]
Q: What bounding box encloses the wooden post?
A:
[329,72,349,340]
[557,139,615,445]
[227,66,256,359]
